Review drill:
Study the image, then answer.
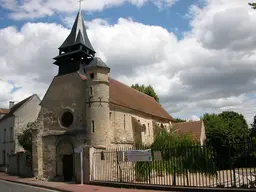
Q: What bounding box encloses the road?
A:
[0,180,59,192]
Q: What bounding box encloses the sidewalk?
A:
[0,172,163,192]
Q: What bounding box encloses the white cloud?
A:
[152,0,178,9]
[0,0,178,20]
[0,79,14,106]
[190,115,200,121]
[0,0,256,124]
[188,0,256,51]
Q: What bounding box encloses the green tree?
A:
[249,2,256,9]
[218,111,249,142]
[202,111,250,169]
[250,115,256,138]
[18,127,32,152]
[17,123,33,167]
[174,118,186,123]
[131,83,145,92]
[135,129,217,183]
[18,123,32,152]
[131,83,159,102]
[203,111,249,144]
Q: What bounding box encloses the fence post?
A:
[172,148,176,186]
[229,142,236,188]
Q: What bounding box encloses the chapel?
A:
[31,9,176,182]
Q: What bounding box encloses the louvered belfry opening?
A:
[53,10,96,75]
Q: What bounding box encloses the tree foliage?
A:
[131,83,159,102]
[135,129,217,181]
[202,111,250,169]
[17,123,33,152]
[174,118,186,123]
[250,115,256,138]
[249,2,256,9]
[203,111,249,144]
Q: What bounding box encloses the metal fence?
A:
[91,142,256,189]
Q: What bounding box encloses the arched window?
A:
[124,115,126,129]
[91,120,95,133]
[143,124,146,134]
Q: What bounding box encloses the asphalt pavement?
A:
[0,180,59,192]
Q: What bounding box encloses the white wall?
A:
[0,95,41,166]
[14,95,41,152]
[200,121,206,145]
[0,116,15,165]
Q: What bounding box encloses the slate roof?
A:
[86,57,110,70]
[0,95,34,121]
[172,120,203,141]
[78,73,174,121]
[59,10,95,53]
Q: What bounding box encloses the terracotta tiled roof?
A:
[109,78,173,121]
[0,108,9,114]
[173,120,203,141]
[78,73,174,121]
[78,73,87,80]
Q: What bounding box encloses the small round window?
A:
[60,111,74,128]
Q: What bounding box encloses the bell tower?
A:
[53,10,95,75]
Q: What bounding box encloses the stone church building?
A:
[31,10,203,182]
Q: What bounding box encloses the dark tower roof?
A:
[86,57,110,72]
[53,10,97,75]
[59,10,95,53]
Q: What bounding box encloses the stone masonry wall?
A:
[40,72,87,132]
[110,104,172,146]
[42,135,56,179]
[85,67,110,146]
[91,104,173,182]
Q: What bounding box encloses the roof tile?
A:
[109,77,173,121]
[173,120,203,141]
[78,73,173,121]
[0,108,9,114]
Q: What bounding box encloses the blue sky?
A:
[0,0,255,123]
[0,0,200,39]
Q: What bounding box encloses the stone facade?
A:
[109,104,172,146]
[31,71,173,182]
[31,10,173,183]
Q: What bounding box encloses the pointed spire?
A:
[59,10,95,53]
[75,30,84,44]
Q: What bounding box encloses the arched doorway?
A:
[56,138,74,181]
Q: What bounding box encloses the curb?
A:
[89,181,256,192]
[0,178,72,192]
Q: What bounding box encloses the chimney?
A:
[9,101,15,109]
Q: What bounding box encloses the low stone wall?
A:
[8,155,18,175]
[7,152,33,177]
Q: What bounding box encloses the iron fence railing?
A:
[91,142,256,189]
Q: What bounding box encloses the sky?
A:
[0,0,256,124]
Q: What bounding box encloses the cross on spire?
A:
[78,0,84,11]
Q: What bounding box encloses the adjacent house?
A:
[0,94,41,167]
[0,108,9,119]
[172,120,206,145]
